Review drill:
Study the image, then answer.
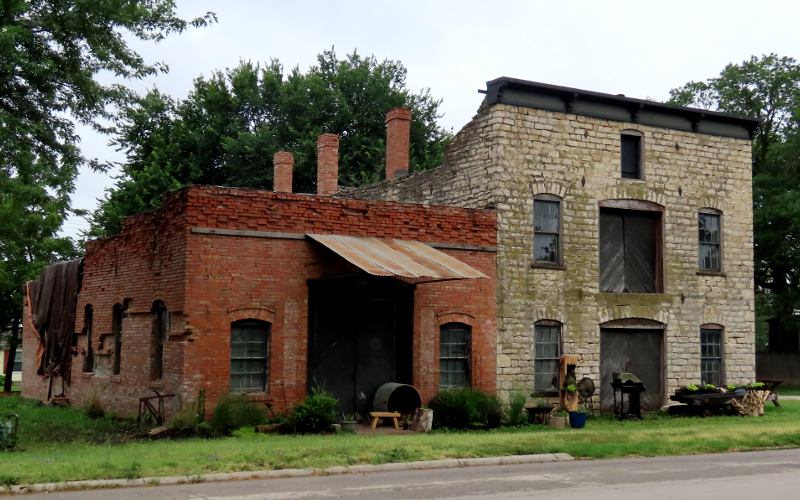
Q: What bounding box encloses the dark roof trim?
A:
[484,77,759,140]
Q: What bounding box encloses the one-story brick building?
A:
[22,124,497,418]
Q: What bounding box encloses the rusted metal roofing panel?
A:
[307,234,487,281]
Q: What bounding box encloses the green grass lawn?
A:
[0,396,799,486]
[779,385,800,396]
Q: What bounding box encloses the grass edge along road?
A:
[0,396,799,486]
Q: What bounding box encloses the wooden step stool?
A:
[369,411,401,429]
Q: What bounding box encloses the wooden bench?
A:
[369,411,401,429]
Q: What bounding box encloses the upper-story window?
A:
[698,210,722,272]
[599,200,663,293]
[533,194,562,266]
[621,131,643,179]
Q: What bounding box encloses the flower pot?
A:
[340,421,357,433]
[568,411,587,429]
[547,415,566,429]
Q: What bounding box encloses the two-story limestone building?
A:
[351,78,758,410]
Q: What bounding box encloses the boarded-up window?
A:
[112,303,123,375]
[699,211,721,272]
[150,301,168,381]
[82,304,94,372]
[701,326,723,386]
[440,323,471,390]
[599,208,660,293]
[533,196,561,264]
[534,322,561,393]
[621,133,642,179]
[230,320,270,393]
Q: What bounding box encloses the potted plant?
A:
[547,409,567,429]
[340,413,358,433]
[568,407,588,429]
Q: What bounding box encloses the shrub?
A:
[429,388,503,429]
[290,387,338,433]
[85,396,105,419]
[210,395,266,435]
[504,390,528,426]
[169,401,202,434]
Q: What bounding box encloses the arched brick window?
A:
[150,301,168,381]
[112,303,123,375]
[230,319,271,393]
[439,323,471,390]
[82,304,94,373]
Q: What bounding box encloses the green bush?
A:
[84,396,105,419]
[429,388,503,429]
[290,387,338,433]
[504,390,528,426]
[210,395,266,435]
[169,401,202,434]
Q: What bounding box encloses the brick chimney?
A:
[316,133,339,196]
[385,107,411,180]
[273,151,294,193]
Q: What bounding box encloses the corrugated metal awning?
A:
[307,234,487,282]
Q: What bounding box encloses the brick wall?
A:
[347,102,755,403]
[182,187,496,410]
[22,193,189,416]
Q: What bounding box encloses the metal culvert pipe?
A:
[373,382,422,414]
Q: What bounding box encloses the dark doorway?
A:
[600,328,663,411]
[308,276,413,417]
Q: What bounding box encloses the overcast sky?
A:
[64,0,800,237]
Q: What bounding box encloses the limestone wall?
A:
[348,102,755,403]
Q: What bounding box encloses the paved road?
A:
[23,449,800,499]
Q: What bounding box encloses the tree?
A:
[0,0,214,391]
[670,54,800,351]
[90,49,452,236]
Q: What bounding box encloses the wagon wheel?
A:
[577,377,596,416]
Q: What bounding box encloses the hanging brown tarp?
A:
[26,259,83,384]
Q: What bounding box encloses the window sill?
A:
[81,371,95,378]
[531,261,566,270]
[110,375,121,384]
[697,270,726,277]
[148,379,165,390]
